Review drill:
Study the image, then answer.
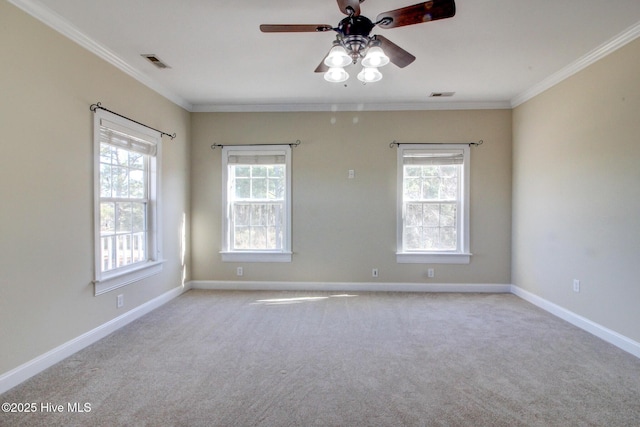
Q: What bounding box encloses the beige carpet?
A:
[2,290,640,426]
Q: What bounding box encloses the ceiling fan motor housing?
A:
[338,15,375,37]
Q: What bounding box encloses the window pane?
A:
[268,165,283,178]
[440,204,457,226]
[439,227,457,250]
[252,166,267,177]
[115,147,129,166]
[100,144,115,164]
[423,177,440,199]
[235,166,250,177]
[129,169,145,198]
[235,178,250,199]
[251,226,267,249]
[129,152,144,169]
[100,202,115,233]
[234,204,250,226]
[101,236,115,271]
[252,177,267,199]
[442,176,458,200]
[423,204,440,226]
[116,235,130,268]
[132,232,146,263]
[100,164,112,197]
[113,166,129,198]
[132,202,146,232]
[403,163,461,251]
[404,177,421,200]
[250,204,265,226]
[267,204,281,226]
[405,203,423,226]
[423,227,439,249]
[267,226,280,248]
[404,227,422,250]
[234,226,251,249]
[116,202,132,233]
[405,166,421,177]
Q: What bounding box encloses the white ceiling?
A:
[11,0,640,112]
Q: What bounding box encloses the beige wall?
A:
[512,38,640,342]
[191,109,512,284]
[0,3,191,375]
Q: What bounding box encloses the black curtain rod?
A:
[390,140,483,148]
[90,102,176,140]
[211,140,301,150]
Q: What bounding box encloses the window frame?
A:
[93,109,163,295]
[396,144,471,264]
[221,145,292,263]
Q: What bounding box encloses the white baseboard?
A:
[510,285,640,359]
[0,285,188,395]
[189,280,512,294]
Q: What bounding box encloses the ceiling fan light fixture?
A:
[357,67,382,83]
[324,67,349,83]
[324,45,352,68]
[361,46,389,68]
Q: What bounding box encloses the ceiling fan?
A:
[260,0,456,83]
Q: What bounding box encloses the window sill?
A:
[221,251,292,263]
[93,260,165,296]
[396,252,471,264]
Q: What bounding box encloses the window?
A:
[397,144,471,264]
[93,110,163,295]
[221,145,292,262]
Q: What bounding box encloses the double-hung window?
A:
[93,109,162,295]
[221,145,292,262]
[397,144,471,264]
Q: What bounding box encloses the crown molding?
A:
[8,0,193,111]
[191,100,512,113]
[511,21,640,108]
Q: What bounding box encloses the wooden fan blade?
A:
[376,0,455,29]
[314,47,334,73]
[374,35,416,68]
[315,60,329,73]
[337,0,361,16]
[260,24,333,33]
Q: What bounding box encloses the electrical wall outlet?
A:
[116,294,124,309]
[236,267,244,277]
[348,169,355,179]
[372,268,379,278]
[573,279,580,293]
[427,268,435,278]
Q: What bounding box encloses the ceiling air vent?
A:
[429,92,455,97]
[141,54,170,69]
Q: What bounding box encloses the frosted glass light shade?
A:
[324,67,349,83]
[324,46,351,68]
[357,67,382,83]
[361,46,389,68]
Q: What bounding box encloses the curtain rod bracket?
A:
[90,102,176,140]
[211,140,301,150]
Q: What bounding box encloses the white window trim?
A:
[93,109,164,295]
[396,144,471,264]
[221,145,292,263]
